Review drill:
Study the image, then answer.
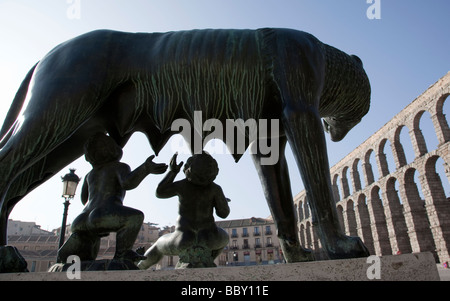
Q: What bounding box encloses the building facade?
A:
[215,217,282,266]
[7,219,54,236]
[8,217,283,271]
[7,234,58,272]
[295,72,450,263]
[7,220,164,272]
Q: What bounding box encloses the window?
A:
[231,229,238,238]
[254,227,260,236]
[267,250,275,263]
[233,251,239,262]
[232,240,238,249]
[244,252,251,265]
[242,228,248,237]
[265,225,272,235]
[243,239,249,249]
[255,238,261,248]
[266,237,273,247]
[31,261,36,272]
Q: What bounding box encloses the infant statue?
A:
[138,152,230,269]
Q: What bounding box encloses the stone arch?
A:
[336,204,345,233]
[356,193,375,254]
[412,110,433,155]
[304,197,311,219]
[422,155,450,261]
[332,173,341,203]
[385,176,402,206]
[385,177,412,254]
[298,200,304,221]
[403,168,425,207]
[433,93,450,144]
[436,156,450,194]
[392,125,410,168]
[363,149,376,185]
[345,199,358,236]
[305,221,313,249]
[299,224,306,247]
[401,168,436,255]
[368,186,392,255]
[351,158,363,192]
[377,138,391,177]
[423,155,449,203]
[341,166,351,198]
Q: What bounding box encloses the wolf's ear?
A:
[351,55,363,67]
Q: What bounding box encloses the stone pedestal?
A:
[175,245,217,269]
[0,246,28,273]
[48,258,139,272]
[0,252,440,281]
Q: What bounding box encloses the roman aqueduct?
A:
[294,72,450,263]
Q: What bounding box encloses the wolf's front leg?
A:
[282,105,369,259]
[252,136,314,262]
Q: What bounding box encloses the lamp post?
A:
[58,168,80,254]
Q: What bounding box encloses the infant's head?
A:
[183,152,219,186]
[84,133,123,166]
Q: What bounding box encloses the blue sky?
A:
[1,0,449,231]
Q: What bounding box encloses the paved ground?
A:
[437,265,450,281]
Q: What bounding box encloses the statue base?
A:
[175,245,217,269]
[0,252,440,281]
[48,258,139,272]
[0,246,28,273]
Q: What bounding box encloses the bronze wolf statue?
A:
[0,28,370,267]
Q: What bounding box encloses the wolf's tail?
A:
[0,62,39,147]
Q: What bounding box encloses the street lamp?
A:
[58,168,81,254]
